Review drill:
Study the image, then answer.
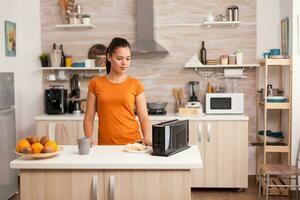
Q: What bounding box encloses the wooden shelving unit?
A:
[256,58,292,196]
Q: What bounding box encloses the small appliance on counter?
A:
[187,81,202,108]
[45,86,68,115]
[68,99,82,114]
[152,120,190,156]
[70,74,80,98]
[147,102,167,115]
[205,93,244,114]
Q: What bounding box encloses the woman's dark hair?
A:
[105,37,131,74]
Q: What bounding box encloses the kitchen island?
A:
[11,145,202,200]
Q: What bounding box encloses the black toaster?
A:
[152,120,190,156]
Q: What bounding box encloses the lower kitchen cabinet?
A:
[20,170,105,200]
[103,170,190,200]
[190,120,248,188]
[36,120,77,144]
[20,169,190,200]
[36,120,99,145]
[190,121,205,187]
[77,120,98,144]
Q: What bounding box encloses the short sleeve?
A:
[136,80,144,96]
[88,78,96,94]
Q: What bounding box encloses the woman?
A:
[83,37,151,146]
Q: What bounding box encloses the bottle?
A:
[200,41,207,65]
[52,43,56,50]
[233,5,239,21]
[227,7,233,21]
[59,44,66,67]
[207,82,213,93]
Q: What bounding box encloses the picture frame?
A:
[4,20,16,57]
[281,17,289,56]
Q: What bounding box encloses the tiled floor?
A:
[9,176,295,200]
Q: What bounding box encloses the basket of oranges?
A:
[15,135,62,159]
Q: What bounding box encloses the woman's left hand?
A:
[143,137,152,146]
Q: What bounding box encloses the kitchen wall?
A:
[291,0,300,165]
[0,0,43,139]
[41,0,257,140]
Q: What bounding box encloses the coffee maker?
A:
[45,86,68,114]
[186,81,202,108]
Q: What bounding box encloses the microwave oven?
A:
[205,93,244,114]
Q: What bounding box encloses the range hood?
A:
[131,0,168,54]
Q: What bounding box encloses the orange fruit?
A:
[16,139,31,153]
[44,140,58,152]
[26,135,40,145]
[31,143,44,154]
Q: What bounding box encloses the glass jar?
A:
[65,55,72,67]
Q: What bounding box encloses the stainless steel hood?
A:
[131,0,168,54]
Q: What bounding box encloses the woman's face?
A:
[108,47,131,74]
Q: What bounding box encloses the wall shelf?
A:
[203,21,241,28]
[41,67,105,71]
[184,64,259,70]
[55,24,96,29]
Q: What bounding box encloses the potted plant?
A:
[39,53,49,67]
[82,14,91,25]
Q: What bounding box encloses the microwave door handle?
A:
[198,123,202,142]
[207,123,211,142]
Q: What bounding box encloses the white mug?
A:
[47,74,56,81]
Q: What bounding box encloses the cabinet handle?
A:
[92,175,98,200]
[207,123,211,142]
[198,123,202,142]
[109,175,115,200]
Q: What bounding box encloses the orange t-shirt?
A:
[88,76,144,145]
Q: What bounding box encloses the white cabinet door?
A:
[189,120,205,187]
[216,120,248,188]
[36,120,78,145]
[204,120,219,187]
[20,170,105,200]
[190,120,248,188]
[103,170,190,200]
[55,121,78,145]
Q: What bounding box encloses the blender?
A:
[187,81,202,108]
